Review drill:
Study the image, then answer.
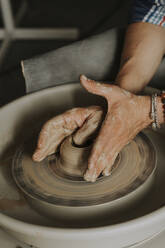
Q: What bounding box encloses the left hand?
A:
[80,75,152,182]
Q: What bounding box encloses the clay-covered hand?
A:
[32,105,103,162]
[80,75,152,182]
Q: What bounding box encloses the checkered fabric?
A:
[130,0,165,27]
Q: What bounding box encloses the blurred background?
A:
[0,0,131,105]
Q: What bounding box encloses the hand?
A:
[33,105,103,162]
[33,75,152,183]
[80,75,152,182]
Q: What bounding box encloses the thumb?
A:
[80,75,113,99]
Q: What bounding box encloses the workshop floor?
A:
[0,0,130,105]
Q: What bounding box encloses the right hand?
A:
[32,106,103,162]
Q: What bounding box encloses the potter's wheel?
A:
[12,132,156,224]
[1,83,165,248]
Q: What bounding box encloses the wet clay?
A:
[55,108,103,177]
[12,133,156,207]
[57,136,91,177]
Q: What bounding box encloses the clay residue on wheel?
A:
[12,133,156,207]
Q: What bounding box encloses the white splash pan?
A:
[0,83,165,248]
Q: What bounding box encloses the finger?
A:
[34,107,100,160]
[102,139,132,176]
[102,150,119,176]
[84,113,119,182]
[33,106,101,161]
[84,147,118,182]
[33,113,76,161]
[84,145,111,182]
[33,118,71,161]
[84,138,109,182]
[80,75,113,99]
[73,107,103,146]
[33,134,66,161]
[84,157,106,182]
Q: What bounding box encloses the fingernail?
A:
[84,171,91,182]
[84,169,97,182]
[32,152,43,162]
[102,169,111,177]
[91,170,97,182]
[32,153,38,160]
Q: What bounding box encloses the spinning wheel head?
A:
[12,133,156,225]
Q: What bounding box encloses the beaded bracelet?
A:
[160,90,165,121]
[151,90,165,130]
[150,93,160,131]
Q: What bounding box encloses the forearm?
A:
[116,22,165,93]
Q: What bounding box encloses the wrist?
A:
[139,96,152,126]
[140,95,164,128]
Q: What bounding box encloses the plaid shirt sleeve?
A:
[130,0,165,27]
